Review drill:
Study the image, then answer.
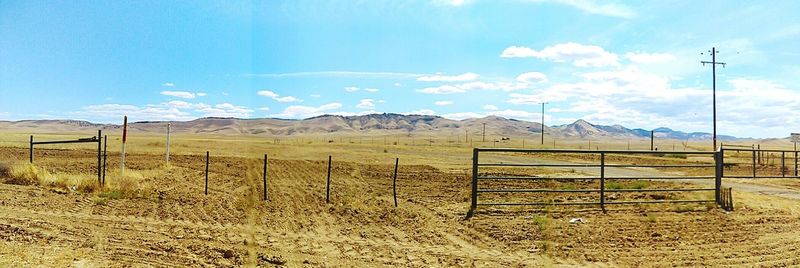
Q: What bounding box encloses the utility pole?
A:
[650,130,654,151]
[541,102,547,145]
[482,123,486,142]
[702,47,726,150]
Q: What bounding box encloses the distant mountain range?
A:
[0,113,744,140]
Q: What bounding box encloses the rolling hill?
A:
[0,113,741,140]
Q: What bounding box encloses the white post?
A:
[121,116,127,176]
[166,122,171,164]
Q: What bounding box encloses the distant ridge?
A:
[0,113,743,140]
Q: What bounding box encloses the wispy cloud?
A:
[434,100,454,106]
[161,90,196,99]
[501,42,619,67]
[524,0,635,18]
[257,90,301,102]
[417,72,479,82]
[271,103,343,118]
[356,99,376,109]
[162,82,175,87]
[243,71,424,79]
[625,52,676,64]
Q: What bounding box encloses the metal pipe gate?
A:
[467,148,723,218]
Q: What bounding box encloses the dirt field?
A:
[1,134,800,267]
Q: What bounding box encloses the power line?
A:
[701,47,726,151]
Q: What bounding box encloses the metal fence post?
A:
[29,135,34,163]
[720,148,725,178]
[102,135,107,186]
[326,155,332,204]
[600,152,606,212]
[781,152,785,177]
[752,150,756,178]
[205,151,209,195]
[467,148,479,218]
[97,130,102,185]
[393,158,399,207]
[264,154,274,201]
[795,151,798,177]
[715,149,722,205]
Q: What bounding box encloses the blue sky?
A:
[1,0,800,138]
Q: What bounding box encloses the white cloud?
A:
[482,104,498,110]
[441,112,483,120]
[74,103,193,121]
[356,99,376,109]
[418,81,527,94]
[257,90,301,103]
[162,82,175,87]
[405,109,436,116]
[625,52,676,64]
[271,103,343,119]
[516,72,548,84]
[196,92,207,97]
[417,72,479,82]
[166,100,192,109]
[161,90,196,99]
[501,42,619,67]
[311,94,321,98]
[393,83,402,87]
[364,88,380,92]
[434,100,454,106]
[344,86,359,92]
[526,0,635,18]
[258,107,270,111]
[195,103,254,118]
[244,71,423,79]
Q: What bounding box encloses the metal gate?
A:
[467,148,724,218]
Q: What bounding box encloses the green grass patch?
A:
[98,190,123,200]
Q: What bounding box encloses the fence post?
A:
[715,149,722,205]
[600,152,606,212]
[326,155,332,204]
[102,135,108,186]
[264,154,274,201]
[467,148,479,219]
[795,151,798,177]
[97,130,102,185]
[393,158,399,207]
[752,150,756,178]
[29,135,34,163]
[781,152,785,177]
[205,151,209,195]
[720,148,725,178]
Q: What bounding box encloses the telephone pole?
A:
[702,47,726,150]
[541,102,548,144]
[482,123,486,142]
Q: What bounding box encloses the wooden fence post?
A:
[264,154,267,201]
[326,155,332,203]
[393,158,399,207]
[466,148,479,219]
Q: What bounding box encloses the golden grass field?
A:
[1,130,800,267]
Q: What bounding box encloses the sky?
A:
[1,0,800,138]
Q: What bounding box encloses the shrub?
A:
[0,162,11,178]
[7,163,45,185]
